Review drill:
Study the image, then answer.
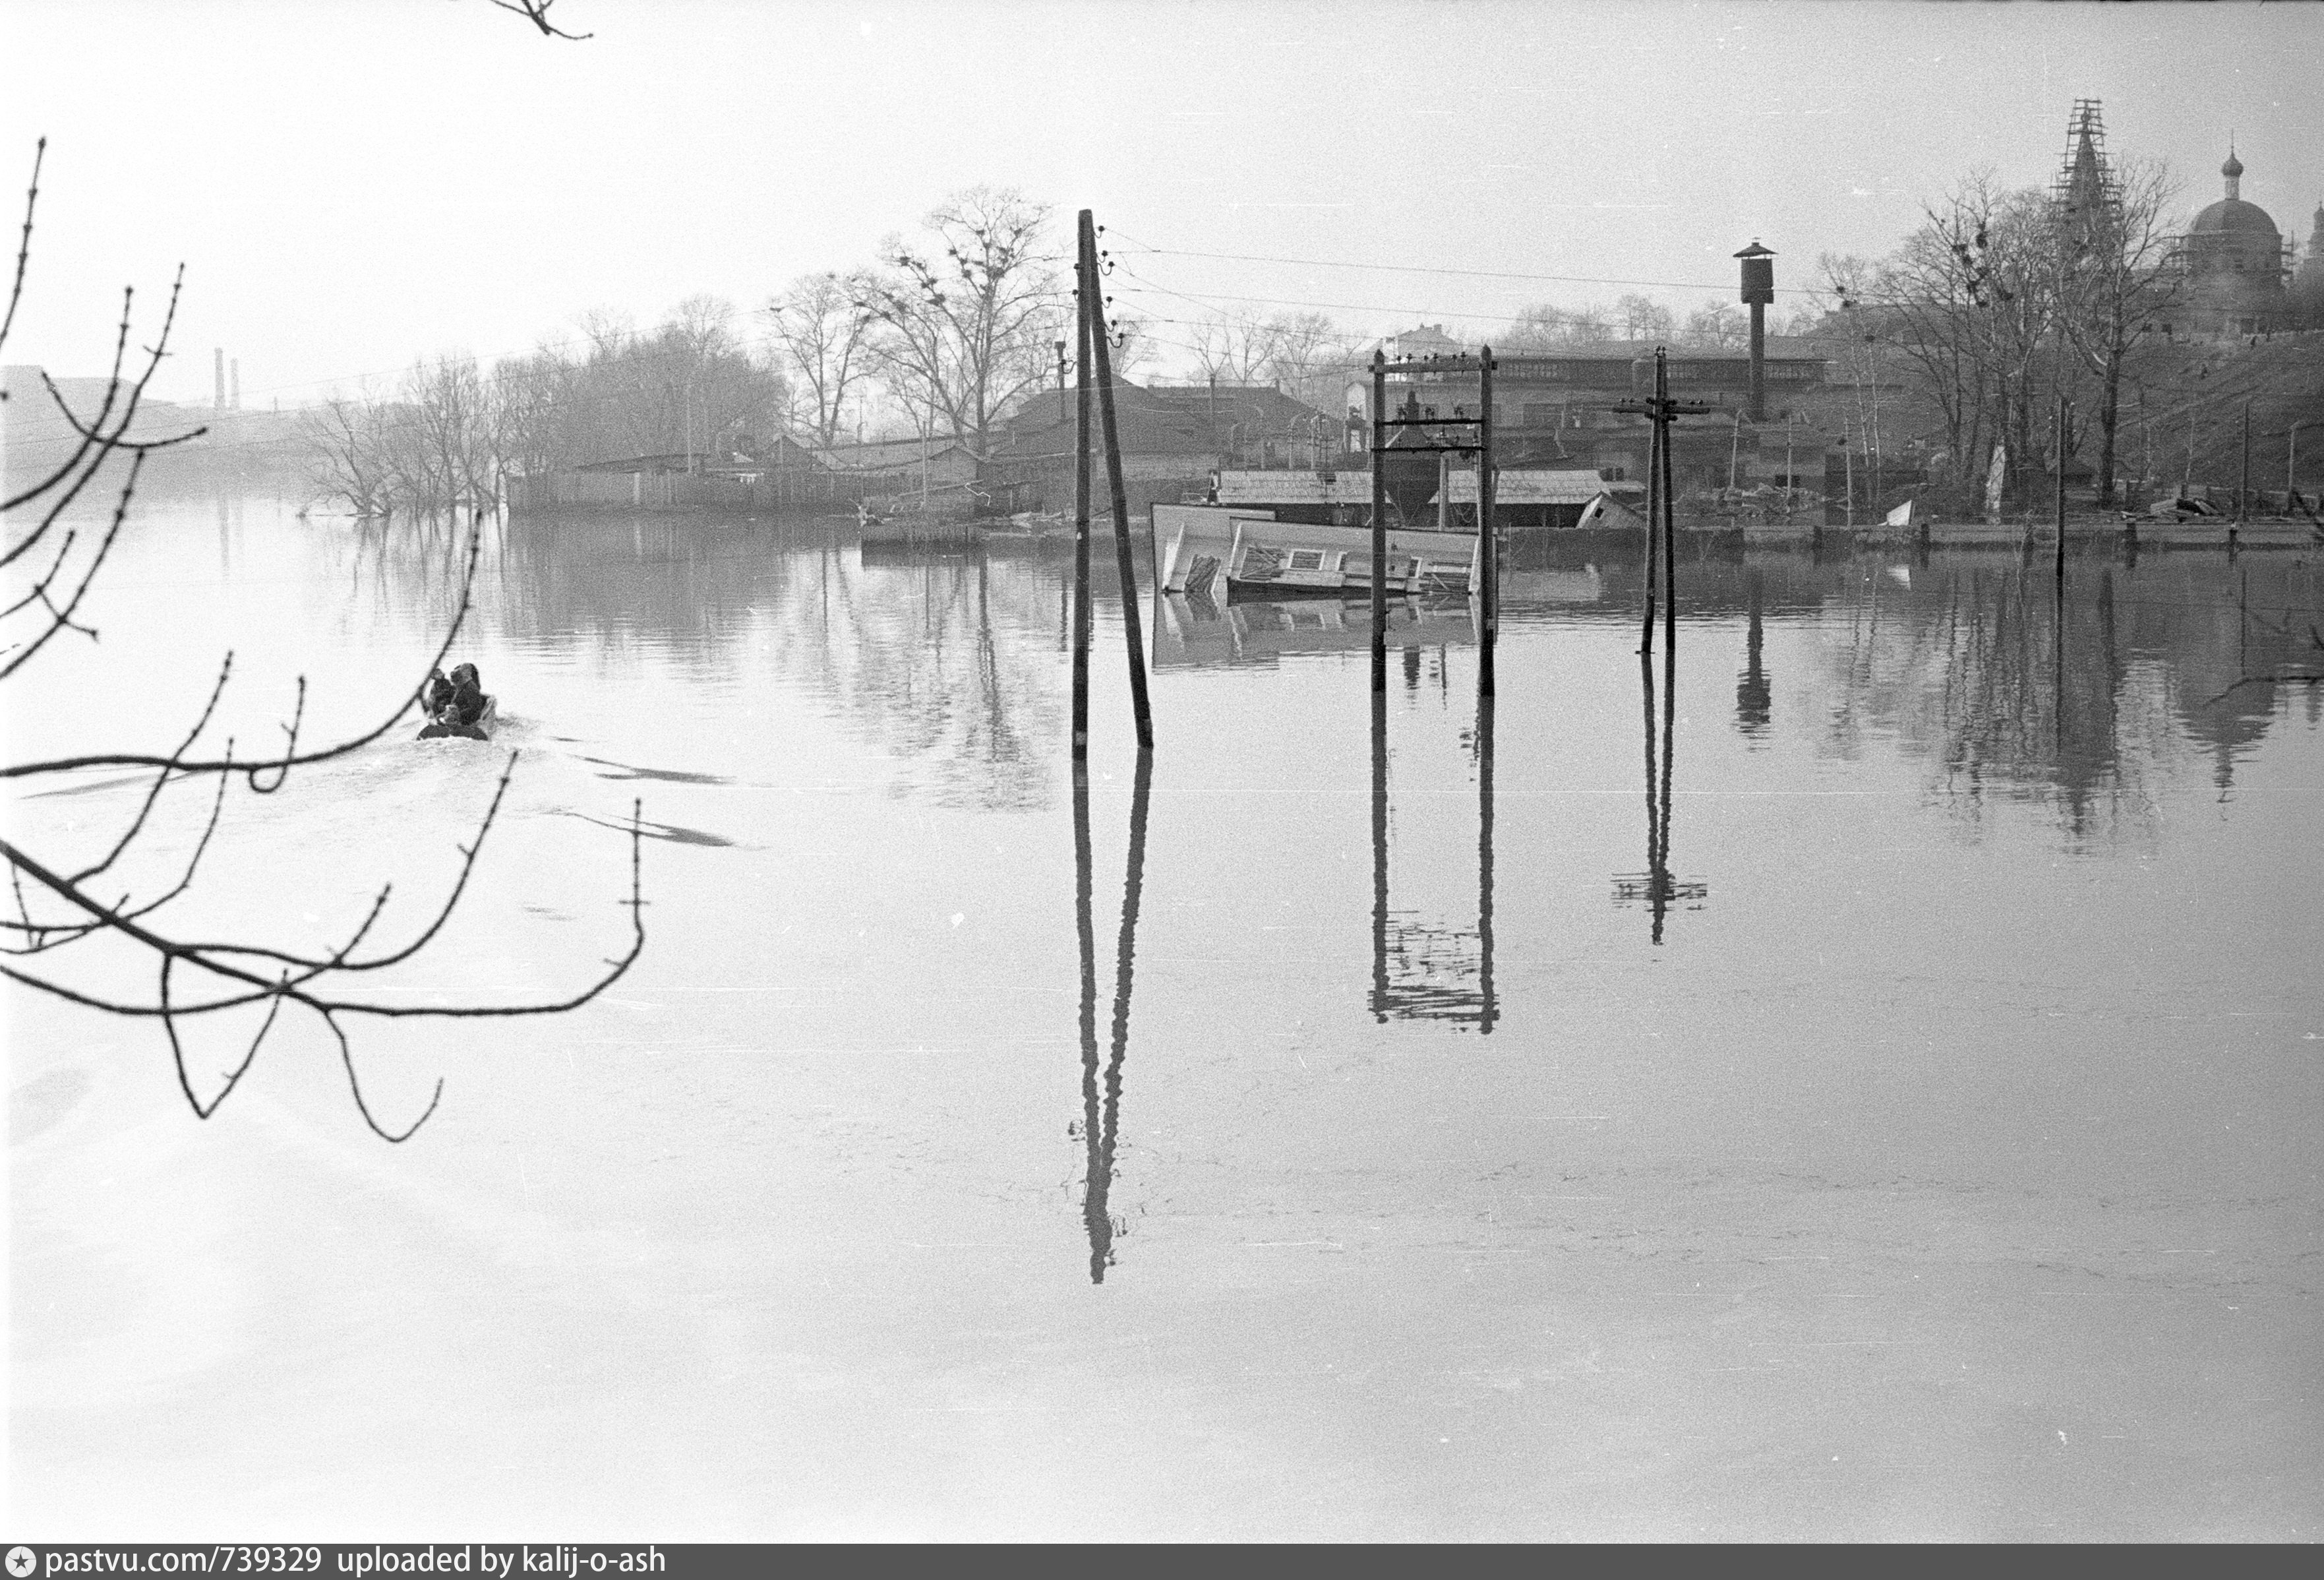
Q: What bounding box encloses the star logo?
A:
[5,1548,36,1579]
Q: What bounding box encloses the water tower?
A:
[1735,241,1775,423]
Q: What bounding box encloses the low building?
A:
[1346,343,1844,501]
[813,435,981,495]
[984,383,1223,516]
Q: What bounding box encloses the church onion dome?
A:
[2191,144,2279,238]
[2192,197,2283,237]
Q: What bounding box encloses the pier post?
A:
[1082,211,1155,750]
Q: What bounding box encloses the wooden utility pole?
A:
[1615,347,1710,657]
[1478,347,1497,700]
[1071,259,1093,762]
[1639,410,1661,653]
[1081,210,1155,750]
[1371,351,1388,693]
[1659,350,1677,657]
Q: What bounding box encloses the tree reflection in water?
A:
[1073,747,1152,1284]
[1803,556,2324,838]
[355,513,1069,811]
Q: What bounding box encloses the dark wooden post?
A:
[1478,346,1497,700]
[1371,350,1388,692]
[1082,211,1155,750]
[1640,398,1661,654]
[1071,247,1093,762]
[1658,348,1677,656]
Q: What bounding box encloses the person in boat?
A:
[419,667,454,723]
[445,663,487,728]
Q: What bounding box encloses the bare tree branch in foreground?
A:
[487,0,592,42]
[3,142,644,1141]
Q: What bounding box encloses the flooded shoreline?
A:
[9,499,2320,1538]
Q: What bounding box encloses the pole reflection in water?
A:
[1075,748,1153,1284]
[1620,635,1706,940]
[1370,684,1389,1023]
[1368,661,1496,1030]
[1736,569,1771,736]
[1475,687,1497,1034]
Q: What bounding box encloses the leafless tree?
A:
[1679,298,1746,349]
[1505,301,1613,350]
[301,394,394,516]
[849,187,1067,460]
[4,142,645,1140]
[2058,155,2188,506]
[1258,311,1357,411]
[766,272,874,450]
[1615,293,1676,342]
[1188,309,1282,385]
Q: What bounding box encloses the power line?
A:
[1105,228,1818,299]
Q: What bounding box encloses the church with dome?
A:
[2179,146,2301,335]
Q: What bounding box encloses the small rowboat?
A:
[419,695,498,741]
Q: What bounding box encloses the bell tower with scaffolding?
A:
[2053,98,2120,236]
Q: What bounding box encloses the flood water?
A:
[9,494,2321,1540]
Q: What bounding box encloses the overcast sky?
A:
[2,0,2316,408]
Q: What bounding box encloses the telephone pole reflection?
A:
[1075,748,1153,1284]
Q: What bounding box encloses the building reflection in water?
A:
[1074,747,1152,1285]
[1617,638,1707,941]
[1369,675,1497,1031]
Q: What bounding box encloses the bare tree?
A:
[1679,298,1746,349]
[1505,301,1613,351]
[766,272,873,450]
[2058,155,2188,506]
[849,186,1066,460]
[301,394,394,516]
[1615,293,1676,342]
[4,142,645,1140]
[1258,311,1356,410]
[1188,309,1282,385]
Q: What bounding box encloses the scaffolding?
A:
[2053,98,2121,220]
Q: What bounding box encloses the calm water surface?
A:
[9,497,2321,1538]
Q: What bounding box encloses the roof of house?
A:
[816,436,978,470]
[993,382,1213,458]
[574,452,697,473]
[1145,383,1334,430]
